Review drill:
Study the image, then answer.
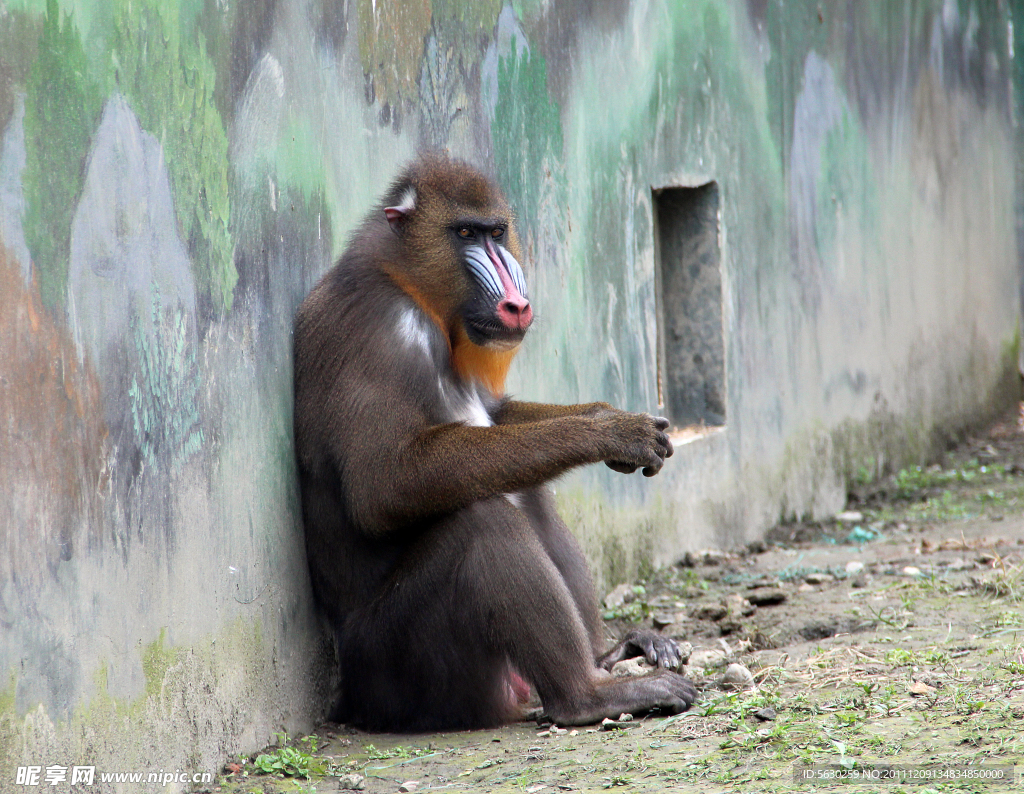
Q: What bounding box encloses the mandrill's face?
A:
[451,219,532,350]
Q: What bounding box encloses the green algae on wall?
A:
[22,0,102,313]
[110,0,236,313]
[492,36,563,228]
[0,619,276,782]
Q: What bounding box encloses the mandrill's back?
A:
[292,253,422,630]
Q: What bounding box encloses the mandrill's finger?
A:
[607,460,638,474]
[642,459,664,477]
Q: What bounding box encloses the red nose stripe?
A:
[485,238,533,331]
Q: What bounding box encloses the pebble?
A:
[725,593,755,617]
[675,641,693,664]
[720,663,755,691]
[652,612,677,629]
[746,539,768,554]
[908,680,936,696]
[600,715,633,730]
[339,773,365,791]
[753,706,777,721]
[747,587,787,606]
[611,657,654,678]
[659,622,689,640]
[695,603,728,621]
[399,782,420,793]
[836,510,864,523]
[804,572,833,585]
[902,566,923,577]
[688,647,728,670]
[845,561,864,574]
[701,549,729,565]
[677,551,699,568]
[604,583,634,609]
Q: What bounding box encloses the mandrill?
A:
[293,153,696,731]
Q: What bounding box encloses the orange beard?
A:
[387,270,518,397]
[450,323,518,397]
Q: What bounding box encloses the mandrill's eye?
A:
[457,227,473,239]
[491,227,505,239]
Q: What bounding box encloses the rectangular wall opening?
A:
[653,182,725,434]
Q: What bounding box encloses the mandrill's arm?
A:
[493,399,675,476]
[492,399,616,425]
[342,391,673,534]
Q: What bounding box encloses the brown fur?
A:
[293,154,695,731]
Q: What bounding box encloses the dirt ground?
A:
[211,412,1024,794]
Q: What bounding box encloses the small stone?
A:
[610,657,654,678]
[746,539,768,554]
[798,582,814,592]
[695,603,728,621]
[617,713,633,721]
[720,663,755,691]
[753,706,777,721]
[652,612,676,629]
[845,561,864,575]
[747,587,787,606]
[600,716,631,730]
[725,593,755,617]
[836,510,864,523]
[908,680,936,696]
[660,622,690,640]
[804,572,833,585]
[851,576,868,588]
[677,551,699,568]
[399,782,420,793]
[339,773,365,791]
[718,618,743,636]
[902,566,922,577]
[701,549,728,565]
[525,786,547,794]
[604,583,634,609]
[675,641,693,664]
[688,647,728,670]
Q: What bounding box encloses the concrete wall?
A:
[1,0,1018,787]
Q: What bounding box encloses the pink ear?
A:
[384,206,408,234]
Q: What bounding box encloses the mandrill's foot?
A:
[598,628,685,672]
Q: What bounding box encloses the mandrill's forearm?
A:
[493,399,613,425]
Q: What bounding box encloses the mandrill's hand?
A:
[591,409,674,476]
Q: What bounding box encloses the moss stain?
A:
[22,0,102,314]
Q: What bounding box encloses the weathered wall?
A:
[0,0,1018,788]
